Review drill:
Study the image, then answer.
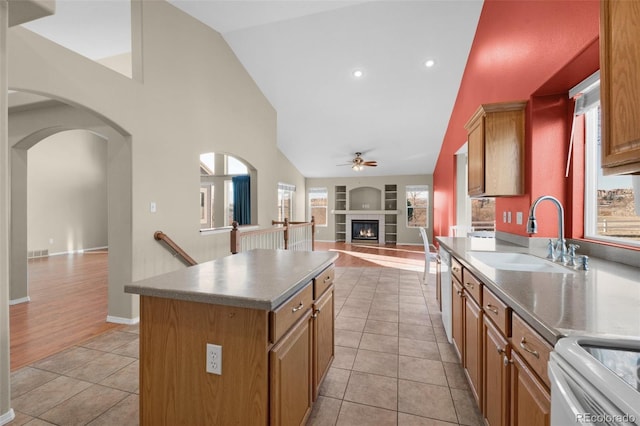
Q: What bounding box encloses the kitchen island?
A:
[125,249,338,426]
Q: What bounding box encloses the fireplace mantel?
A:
[332,210,398,215]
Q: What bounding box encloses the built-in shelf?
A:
[334,185,347,241]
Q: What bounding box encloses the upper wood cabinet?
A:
[600,0,640,175]
[465,101,526,196]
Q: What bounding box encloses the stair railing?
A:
[154,231,198,266]
[230,217,315,254]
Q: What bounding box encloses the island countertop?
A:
[125,249,338,311]
[437,237,640,344]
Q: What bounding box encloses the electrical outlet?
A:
[516,212,523,225]
[206,343,222,375]
[507,211,512,223]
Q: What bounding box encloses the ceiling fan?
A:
[339,152,378,171]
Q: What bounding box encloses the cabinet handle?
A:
[452,266,460,273]
[456,290,463,296]
[323,276,332,283]
[312,308,321,318]
[465,282,474,289]
[519,337,540,358]
[292,302,304,313]
[496,346,505,355]
[503,355,513,367]
[485,304,499,315]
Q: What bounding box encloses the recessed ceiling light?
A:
[425,59,436,68]
[352,69,364,78]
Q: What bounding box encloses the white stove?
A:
[550,336,640,425]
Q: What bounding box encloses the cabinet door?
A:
[313,287,334,400]
[467,117,485,196]
[464,295,482,406]
[600,0,640,174]
[270,310,313,426]
[509,351,550,426]
[483,317,509,426]
[451,278,465,360]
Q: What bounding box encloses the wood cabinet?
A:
[464,293,482,406]
[509,351,551,426]
[483,316,510,426]
[451,277,465,360]
[312,285,334,400]
[446,254,551,426]
[600,0,640,175]
[270,309,313,426]
[464,101,526,196]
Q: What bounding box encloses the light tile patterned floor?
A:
[9,266,482,425]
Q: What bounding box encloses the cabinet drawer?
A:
[271,283,314,343]
[511,313,552,389]
[314,266,335,300]
[482,287,510,337]
[451,257,463,283]
[462,269,482,305]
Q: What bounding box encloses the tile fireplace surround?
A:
[346,213,386,244]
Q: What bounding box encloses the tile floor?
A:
[9,266,482,425]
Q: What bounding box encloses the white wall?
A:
[27,129,108,254]
[306,174,433,245]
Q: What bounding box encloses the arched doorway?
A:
[8,94,134,367]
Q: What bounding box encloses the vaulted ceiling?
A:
[20,0,484,177]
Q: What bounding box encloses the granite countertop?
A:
[437,237,640,344]
[125,249,338,311]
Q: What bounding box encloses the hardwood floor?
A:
[8,243,425,372]
[9,251,122,371]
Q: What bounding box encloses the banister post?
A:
[311,216,315,251]
[284,218,289,250]
[230,221,239,254]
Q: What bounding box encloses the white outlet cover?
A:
[516,212,523,225]
[206,343,222,375]
[507,211,512,223]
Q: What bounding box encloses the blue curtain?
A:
[232,175,251,225]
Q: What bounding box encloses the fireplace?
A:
[351,220,379,242]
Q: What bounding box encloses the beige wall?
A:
[7,0,306,318]
[26,129,108,255]
[306,174,433,245]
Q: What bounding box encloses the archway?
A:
[8,95,134,332]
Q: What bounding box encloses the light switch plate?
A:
[516,212,523,225]
[507,211,512,223]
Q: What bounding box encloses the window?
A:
[584,106,640,245]
[406,185,429,227]
[278,183,295,222]
[200,152,254,229]
[471,198,495,231]
[308,188,328,226]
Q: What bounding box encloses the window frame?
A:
[405,184,429,228]
[308,187,328,226]
[277,183,295,222]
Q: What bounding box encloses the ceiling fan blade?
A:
[363,161,378,166]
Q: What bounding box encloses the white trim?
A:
[9,296,30,305]
[47,246,109,257]
[106,315,139,325]
[0,409,15,425]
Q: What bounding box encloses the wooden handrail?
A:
[154,231,198,266]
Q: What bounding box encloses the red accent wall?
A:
[433,0,599,238]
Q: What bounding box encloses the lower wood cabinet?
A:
[483,316,510,426]
[451,278,464,360]
[313,285,334,399]
[509,350,551,426]
[270,309,313,426]
[464,295,482,406]
[445,254,551,426]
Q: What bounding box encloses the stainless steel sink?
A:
[468,251,574,273]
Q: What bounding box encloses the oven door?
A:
[549,352,628,425]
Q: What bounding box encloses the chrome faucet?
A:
[526,195,567,263]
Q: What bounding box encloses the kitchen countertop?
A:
[125,249,338,311]
[437,237,640,344]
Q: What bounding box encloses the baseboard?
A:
[9,296,30,305]
[106,315,139,325]
[0,409,15,426]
